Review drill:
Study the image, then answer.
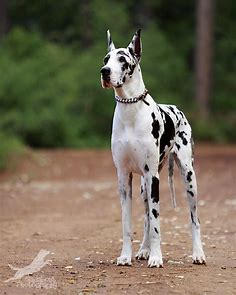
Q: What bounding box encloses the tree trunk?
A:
[195,0,214,118]
[0,0,8,38]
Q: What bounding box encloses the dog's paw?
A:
[148,256,163,268]
[117,256,132,266]
[192,251,206,265]
[136,248,150,260]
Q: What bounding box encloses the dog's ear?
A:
[107,30,115,52]
[128,29,142,61]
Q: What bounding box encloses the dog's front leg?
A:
[117,171,133,266]
[145,173,163,268]
[136,176,150,260]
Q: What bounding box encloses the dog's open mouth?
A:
[101,77,111,88]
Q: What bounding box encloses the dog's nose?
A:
[100,67,111,77]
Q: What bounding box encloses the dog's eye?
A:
[119,56,126,63]
[103,56,110,65]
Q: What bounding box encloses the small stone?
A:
[133,240,141,243]
[175,275,184,279]
[87,264,95,268]
[98,283,106,288]
[32,232,42,236]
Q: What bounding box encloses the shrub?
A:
[0,132,24,170]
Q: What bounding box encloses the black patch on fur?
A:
[120,188,127,200]
[122,76,126,83]
[187,190,194,197]
[159,109,175,162]
[168,106,178,121]
[191,211,196,226]
[121,60,129,72]
[103,55,110,65]
[141,185,144,194]
[144,164,149,172]
[152,209,159,218]
[179,111,184,118]
[117,50,130,58]
[151,176,159,203]
[176,143,181,150]
[128,47,134,56]
[178,131,188,145]
[154,227,159,234]
[187,171,193,182]
[143,99,150,106]
[128,64,136,76]
[151,112,160,144]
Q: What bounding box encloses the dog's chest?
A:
[111,104,159,174]
[112,130,150,174]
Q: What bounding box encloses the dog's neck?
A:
[114,65,146,100]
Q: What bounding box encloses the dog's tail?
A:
[168,153,177,208]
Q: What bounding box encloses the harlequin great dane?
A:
[100,29,206,267]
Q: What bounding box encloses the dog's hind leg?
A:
[168,153,177,208]
[174,136,206,264]
[117,171,133,266]
[136,176,150,260]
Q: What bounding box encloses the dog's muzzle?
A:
[100,67,111,88]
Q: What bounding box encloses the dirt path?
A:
[0,145,236,294]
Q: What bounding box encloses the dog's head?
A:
[100,29,142,88]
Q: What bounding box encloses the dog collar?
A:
[115,89,149,104]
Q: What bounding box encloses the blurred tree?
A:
[0,0,8,38]
[79,0,93,48]
[195,0,215,117]
[0,0,235,151]
[127,0,157,28]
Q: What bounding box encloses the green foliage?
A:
[192,115,236,143]
[0,132,24,170]
[0,26,195,151]
[0,1,235,170]
[142,25,191,106]
[0,28,114,150]
[213,1,236,113]
[0,29,76,147]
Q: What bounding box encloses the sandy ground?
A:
[0,145,236,295]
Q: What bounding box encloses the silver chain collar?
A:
[115,89,149,104]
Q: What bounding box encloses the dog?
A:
[100,29,206,267]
